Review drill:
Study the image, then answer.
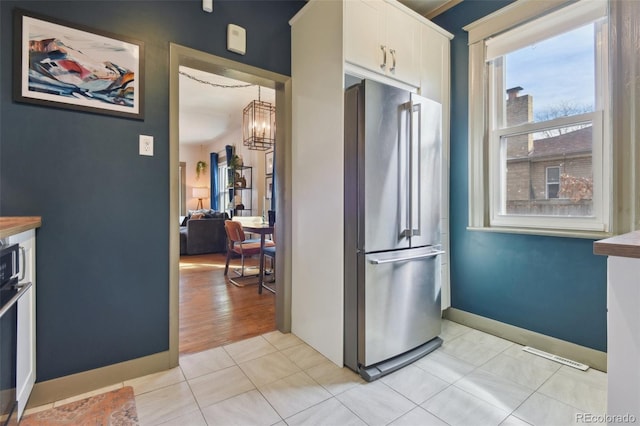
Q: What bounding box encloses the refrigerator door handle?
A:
[368,250,445,264]
[410,101,421,237]
[401,101,412,239]
[407,101,414,237]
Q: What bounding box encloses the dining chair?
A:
[262,226,276,294]
[224,220,262,285]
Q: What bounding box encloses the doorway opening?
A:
[168,44,292,365]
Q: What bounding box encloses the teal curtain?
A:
[210,152,219,210]
[271,149,276,207]
[225,145,234,215]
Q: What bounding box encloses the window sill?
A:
[467,226,613,240]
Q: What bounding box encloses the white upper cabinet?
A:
[344,0,385,73]
[420,25,450,103]
[345,0,421,87]
[384,3,421,85]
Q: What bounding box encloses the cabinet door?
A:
[420,26,449,103]
[384,2,421,87]
[344,0,386,74]
[17,287,34,418]
[8,230,36,419]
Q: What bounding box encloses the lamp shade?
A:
[192,187,209,199]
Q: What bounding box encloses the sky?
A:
[504,23,597,118]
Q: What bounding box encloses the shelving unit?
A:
[229,165,253,217]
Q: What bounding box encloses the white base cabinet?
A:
[594,233,640,424]
[607,256,640,424]
[8,229,36,419]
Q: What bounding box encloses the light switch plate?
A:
[139,135,153,156]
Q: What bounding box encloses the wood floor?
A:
[179,252,276,355]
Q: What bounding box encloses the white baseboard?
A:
[444,308,607,372]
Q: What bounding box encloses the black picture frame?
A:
[13,8,145,120]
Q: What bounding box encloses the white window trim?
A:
[465,0,611,238]
[609,0,640,234]
[465,0,571,45]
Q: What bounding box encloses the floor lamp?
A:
[193,187,209,210]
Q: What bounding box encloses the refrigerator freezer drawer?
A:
[359,247,442,367]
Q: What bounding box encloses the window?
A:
[546,167,560,199]
[466,0,610,235]
[217,161,229,213]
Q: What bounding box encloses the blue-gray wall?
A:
[0,0,304,382]
[433,1,607,351]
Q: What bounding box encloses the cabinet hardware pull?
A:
[380,45,387,70]
[19,246,26,281]
[390,48,396,72]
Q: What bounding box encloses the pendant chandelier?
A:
[243,86,275,151]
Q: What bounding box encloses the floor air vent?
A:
[522,346,589,371]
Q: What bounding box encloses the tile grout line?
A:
[474,342,535,421]
[488,343,537,423]
[377,379,420,423]
[246,339,366,424]
[534,367,606,415]
[440,341,530,422]
[180,365,211,423]
[224,339,320,423]
[504,358,550,426]
[187,341,280,423]
[412,381,456,426]
[256,351,335,420]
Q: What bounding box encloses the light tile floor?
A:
[25,320,607,426]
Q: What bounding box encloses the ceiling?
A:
[398,0,459,17]
[178,0,458,146]
[179,66,275,145]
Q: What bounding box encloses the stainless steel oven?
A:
[0,243,30,426]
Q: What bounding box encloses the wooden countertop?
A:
[594,231,640,259]
[0,217,42,239]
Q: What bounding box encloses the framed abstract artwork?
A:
[13,9,144,119]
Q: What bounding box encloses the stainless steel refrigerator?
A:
[344,79,444,381]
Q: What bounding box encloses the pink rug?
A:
[20,386,138,426]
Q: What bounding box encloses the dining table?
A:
[241,222,274,294]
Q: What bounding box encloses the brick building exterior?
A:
[504,88,593,216]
